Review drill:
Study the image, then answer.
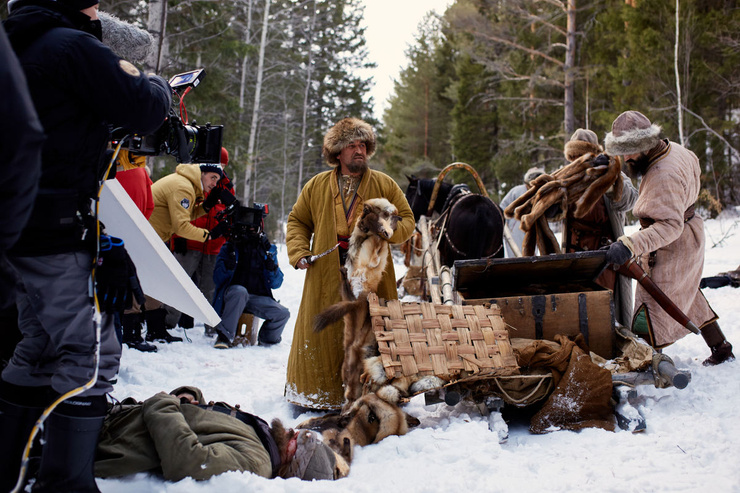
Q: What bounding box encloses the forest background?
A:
[3,0,739,240]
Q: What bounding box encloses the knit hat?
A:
[286,430,337,481]
[604,110,662,156]
[524,167,545,184]
[220,147,229,166]
[199,163,224,179]
[322,117,376,166]
[564,128,603,162]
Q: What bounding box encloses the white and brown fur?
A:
[314,198,401,412]
[296,392,420,466]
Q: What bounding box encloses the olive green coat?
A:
[95,388,272,481]
[285,168,414,409]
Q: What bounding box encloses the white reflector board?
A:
[99,178,220,327]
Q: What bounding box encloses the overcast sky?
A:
[360,0,452,121]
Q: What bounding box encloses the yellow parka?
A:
[285,168,414,409]
[149,163,209,243]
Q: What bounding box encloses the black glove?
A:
[602,240,632,266]
[172,237,188,255]
[202,188,222,212]
[208,221,229,240]
[258,233,271,251]
[96,236,145,313]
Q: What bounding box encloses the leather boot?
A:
[121,313,157,352]
[32,396,106,493]
[0,382,54,493]
[144,308,182,343]
[701,321,735,366]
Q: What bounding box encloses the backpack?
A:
[264,243,284,290]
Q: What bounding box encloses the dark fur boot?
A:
[701,321,735,366]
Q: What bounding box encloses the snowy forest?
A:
[3,0,739,228]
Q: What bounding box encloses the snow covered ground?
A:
[99,210,740,493]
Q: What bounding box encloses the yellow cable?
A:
[11,139,127,493]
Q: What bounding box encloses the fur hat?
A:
[524,167,545,184]
[322,117,376,166]
[564,128,603,162]
[286,430,337,481]
[604,111,662,156]
[99,11,153,64]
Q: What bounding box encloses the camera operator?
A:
[144,161,236,343]
[212,206,289,349]
[0,0,171,491]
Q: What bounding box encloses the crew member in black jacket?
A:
[0,1,171,491]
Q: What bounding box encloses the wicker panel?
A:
[369,293,519,383]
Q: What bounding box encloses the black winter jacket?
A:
[4,0,171,255]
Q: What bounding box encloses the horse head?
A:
[405,176,453,222]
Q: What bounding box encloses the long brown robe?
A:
[627,141,716,347]
[285,168,414,409]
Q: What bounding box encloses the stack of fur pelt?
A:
[503,153,623,256]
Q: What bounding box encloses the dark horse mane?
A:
[405,175,504,267]
[404,175,453,222]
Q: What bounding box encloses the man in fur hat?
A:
[562,128,638,328]
[285,117,414,410]
[603,111,734,365]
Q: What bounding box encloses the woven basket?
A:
[368,293,519,383]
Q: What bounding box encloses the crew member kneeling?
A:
[212,206,289,349]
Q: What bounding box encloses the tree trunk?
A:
[245,0,271,204]
[296,0,318,202]
[674,0,685,145]
[564,0,576,138]
[146,0,168,74]
[236,0,254,203]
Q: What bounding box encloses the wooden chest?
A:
[453,251,616,359]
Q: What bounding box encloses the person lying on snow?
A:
[95,386,345,482]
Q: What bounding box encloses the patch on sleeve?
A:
[119,60,141,78]
[180,198,191,209]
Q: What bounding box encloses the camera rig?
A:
[112,69,223,163]
[216,202,269,241]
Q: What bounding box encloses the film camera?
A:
[113,69,223,163]
[216,203,269,240]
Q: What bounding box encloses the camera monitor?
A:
[169,69,205,90]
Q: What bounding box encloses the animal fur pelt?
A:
[503,153,623,256]
[314,198,401,412]
[296,393,420,465]
[361,356,449,406]
[345,198,402,298]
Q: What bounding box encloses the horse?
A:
[404,175,505,267]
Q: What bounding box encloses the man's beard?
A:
[625,153,651,178]
[345,158,368,174]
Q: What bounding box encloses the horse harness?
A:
[433,189,504,259]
